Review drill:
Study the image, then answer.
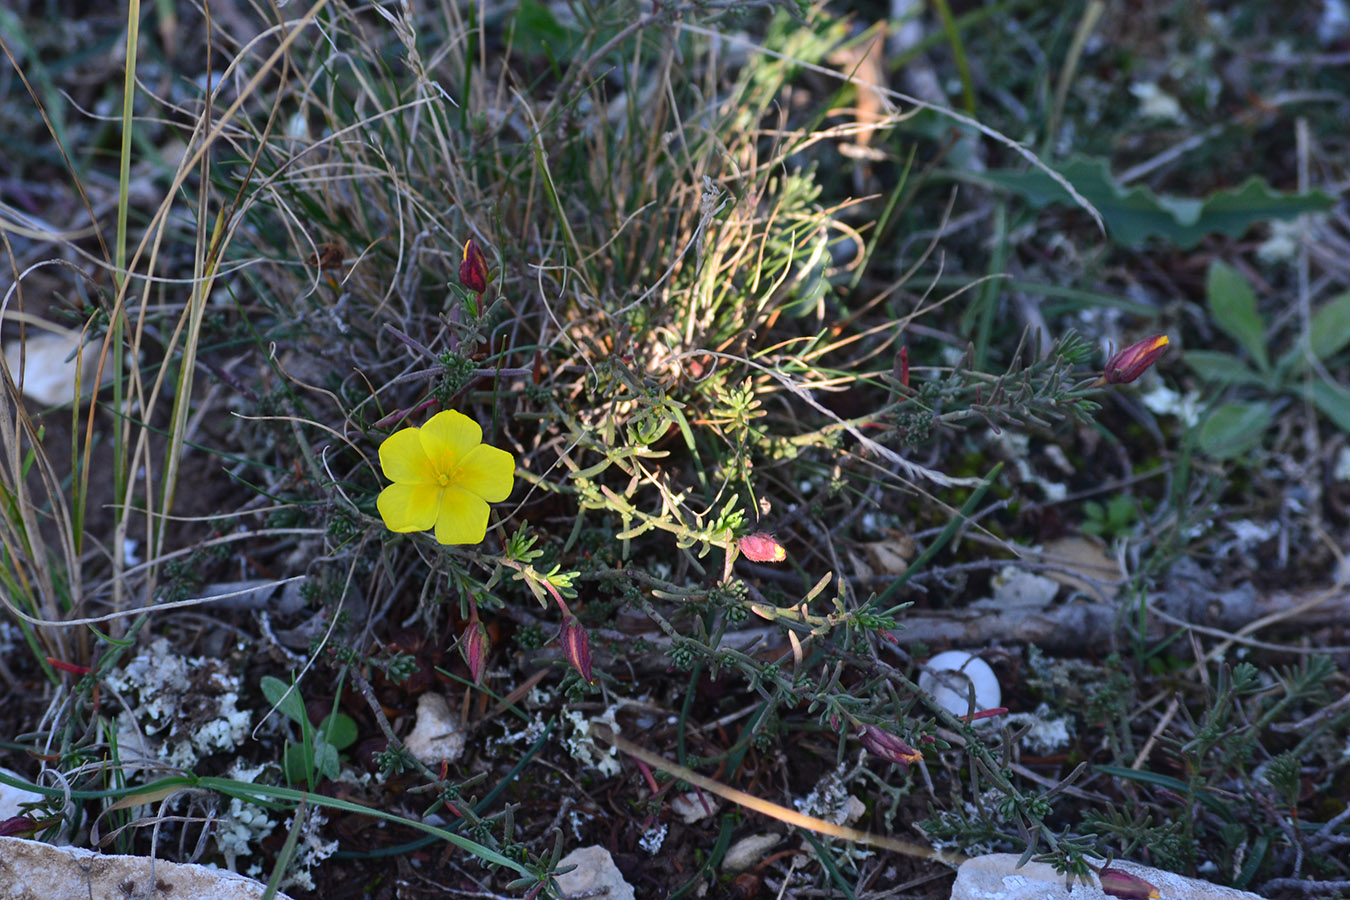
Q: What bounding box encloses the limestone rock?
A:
[0,836,293,900]
[950,853,1262,900]
[403,693,465,766]
[554,845,635,900]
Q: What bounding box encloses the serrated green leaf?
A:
[1184,350,1264,386]
[973,156,1333,248]
[1311,292,1350,360]
[1206,261,1270,373]
[1197,402,1272,459]
[261,675,309,727]
[1306,378,1350,434]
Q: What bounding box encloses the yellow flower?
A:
[376,410,515,545]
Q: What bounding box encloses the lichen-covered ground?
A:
[3,1,1350,897]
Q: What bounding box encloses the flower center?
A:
[437,472,451,486]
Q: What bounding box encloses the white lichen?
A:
[1140,383,1201,427]
[561,706,621,777]
[638,824,668,854]
[1130,82,1184,121]
[794,768,852,825]
[215,764,277,872]
[993,703,1073,755]
[280,807,338,892]
[106,638,250,770]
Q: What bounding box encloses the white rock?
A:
[3,330,105,407]
[950,853,1262,900]
[0,767,44,818]
[722,833,780,873]
[0,836,294,900]
[918,650,1001,716]
[554,845,635,900]
[403,693,465,766]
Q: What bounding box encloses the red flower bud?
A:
[45,657,92,675]
[560,616,593,684]
[461,618,490,685]
[739,532,786,563]
[459,238,489,295]
[857,724,923,766]
[1102,334,1169,384]
[1098,868,1160,900]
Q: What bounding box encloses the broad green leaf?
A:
[1197,402,1272,459]
[1206,261,1270,373]
[1184,350,1264,386]
[313,739,341,781]
[972,156,1333,248]
[1311,292,1350,360]
[1273,344,1307,384]
[282,743,313,784]
[1306,378,1350,434]
[260,675,309,728]
[319,712,359,751]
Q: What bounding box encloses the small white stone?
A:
[554,846,635,900]
[670,791,718,824]
[3,331,105,407]
[919,650,1001,717]
[722,833,780,873]
[403,693,465,766]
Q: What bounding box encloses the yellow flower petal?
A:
[379,427,437,485]
[434,484,490,545]
[420,410,481,468]
[457,443,515,502]
[377,482,440,532]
